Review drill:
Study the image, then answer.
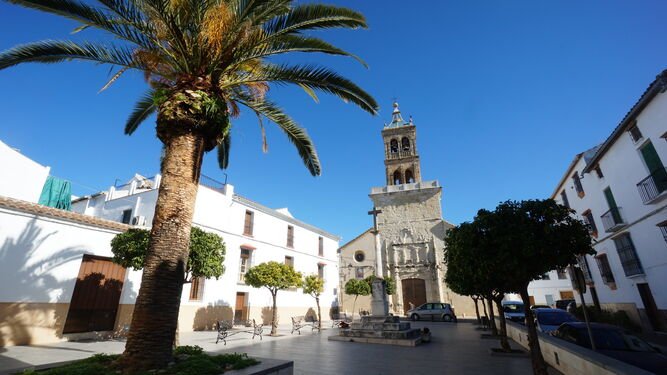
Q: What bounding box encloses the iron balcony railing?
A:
[600,207,625,233]
[637,167,667,204]
[386,149,415,159]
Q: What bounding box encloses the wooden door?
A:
[560,291,574,300]
[402,278,426,315]
[234,292,248,323]
[63,255,126,333]
[637,283,666,332]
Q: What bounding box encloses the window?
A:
[121,209,132,224]
[318,263,325,279]
[393,170,403,185]
[595,254,616,284]
[659,222,667,243]
[560,190,570,208]
[239,248,251,282]
[594,165,604,178]
[401,137,411,151]
[582,210,598,236]
[189,277,204,301]
[540,273,550,280]
[577,256,593,284]
[318,236,324,257]
[354,251,365,262]
[628,123,643,143]
[572,172,584,197]
[243,210,254,236]
[405,169,415,183]
[285,255,294,268]
[613,233,644,277]
[286,225,294,248]
[389,139,398,153]
[355,267,364,279]
[557,270,567,280]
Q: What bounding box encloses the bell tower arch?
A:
[382,102,421,186]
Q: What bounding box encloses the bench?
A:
[291,315,318,334]
[331,312,352,328]
[216,319,263,345]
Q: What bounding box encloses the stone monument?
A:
[329,279,422,346]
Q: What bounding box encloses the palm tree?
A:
[0,0,377,371]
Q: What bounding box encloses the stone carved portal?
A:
[394,243,429,265]
[401,278,426,315]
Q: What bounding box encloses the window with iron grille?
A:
[238,248,251,282]
[560,190,570,208]
[121,209,132,224]
[318,236,324,257]
[628,124,643,143]
[582,210,598,236]
[613,233,644,277]
[287,225,294,248]
[318,264,325,279]
[189,277,205,301]
[243,210,254,236]
[595,254,615,284]
[285,255,294,268]
[572,172,584,196]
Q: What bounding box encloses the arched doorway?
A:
[402,278,426,315]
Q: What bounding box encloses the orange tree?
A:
[0,0,377,371]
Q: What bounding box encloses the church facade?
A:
[338,103,475,318]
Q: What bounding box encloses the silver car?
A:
[408,302,457,322]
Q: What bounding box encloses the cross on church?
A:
[368,207,382,233]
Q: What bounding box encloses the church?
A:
[338,102,475,318]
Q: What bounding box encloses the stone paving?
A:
[0,321,550,374]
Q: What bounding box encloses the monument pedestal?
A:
[329,280,422,346]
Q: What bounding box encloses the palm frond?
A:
[234,94,321,176]
[231,0,291,27]
[264,4,367,36]
[216,134,231,169]
[125,89,157,135]
[232,34,367,68]
[0,40,140,70]
[225,64,378,115]
[6,0,156,48]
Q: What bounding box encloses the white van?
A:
[502,300,525,323]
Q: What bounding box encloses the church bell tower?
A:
[382,102,421,186]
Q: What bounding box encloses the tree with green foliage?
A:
[244,261,302,336]
[485,200,594,375]
[111,227,226,282]
[0,0,377,370]
[302,275,324,331]
[344,278,371,320]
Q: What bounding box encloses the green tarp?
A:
[38,176,72,210]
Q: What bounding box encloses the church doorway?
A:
[401,278,426,315]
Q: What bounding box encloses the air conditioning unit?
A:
[131,215,146,226]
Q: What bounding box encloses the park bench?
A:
[290,315,318,334]
[331,312,352,328]
[215,319,263,345]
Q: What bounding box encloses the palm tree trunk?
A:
[316,296,321,331]
[520,288,548,375]
[494,298,511,351]
[120,130,204,371]
[271,290,278,336]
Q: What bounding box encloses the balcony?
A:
[637,167,667,204]
[386,149,415,160]
[600,207,626,233]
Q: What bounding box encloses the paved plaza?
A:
[0,321,551,375]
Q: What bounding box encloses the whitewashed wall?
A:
[0,140,50,203]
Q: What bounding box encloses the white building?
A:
[0,141,339,347]
[551,69,667,334]
[72,173,340,331]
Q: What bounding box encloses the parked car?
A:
[530,304,551,310]
[533,308,578,333]
[408,302,457,322]
[502,301,525,323]
[555,299,575,310]
[551,322,667,374]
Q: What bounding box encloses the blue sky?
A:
[1,1,667,244]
